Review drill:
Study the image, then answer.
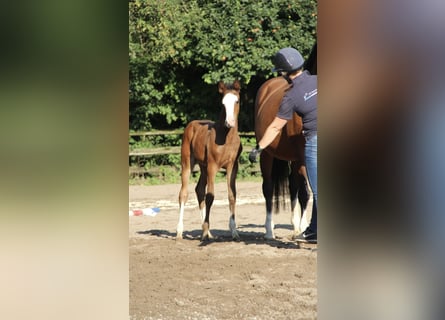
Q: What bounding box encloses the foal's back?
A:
[185,119,241,169]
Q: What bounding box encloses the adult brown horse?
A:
[176,80,242,241]
[254,45,317,239]
[254,78,310,239]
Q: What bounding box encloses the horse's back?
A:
[255,77,290,115]
[254,77,304,161]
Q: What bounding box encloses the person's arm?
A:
[249,116,287,162]
[258,117,288,149]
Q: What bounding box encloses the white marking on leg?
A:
[229,215,239,240]
[265,211,275,240]
[199,207,206,223]
[300,185,313,232]
[176,202,185,239]
[202,225,214,240]
[291,204,303,235]
[300,207,310,232]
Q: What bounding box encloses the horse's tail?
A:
[272,158,290,213]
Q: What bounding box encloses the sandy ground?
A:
[129,181,317,320]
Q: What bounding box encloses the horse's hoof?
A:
[290,232,300,241]
[232,232,240,241]
[175,234,183,240]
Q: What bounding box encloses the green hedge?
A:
[129,0,317,132]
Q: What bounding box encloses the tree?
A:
[129,0,317,131]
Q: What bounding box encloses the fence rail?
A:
[129,130,257,156]
[129,130,259,177]
[129,146,181,156]
[129,130,184,137]
[130,130,256,137]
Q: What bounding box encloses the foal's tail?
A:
[272,158,290,213]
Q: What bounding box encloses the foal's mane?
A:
[223,83,238,90]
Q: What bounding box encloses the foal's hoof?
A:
[201,230,214,241]
[231,230,240,241]
[264,233,275,241]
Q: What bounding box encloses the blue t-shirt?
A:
[276,71,317,138]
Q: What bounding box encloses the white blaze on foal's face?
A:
[222,92,238,128]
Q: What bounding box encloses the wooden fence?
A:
[129,130,259,177]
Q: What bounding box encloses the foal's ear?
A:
[217,81,225,94]
[233,80,241,91]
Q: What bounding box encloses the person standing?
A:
[249,47,318,242]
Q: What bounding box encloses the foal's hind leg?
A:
[226,162,240,240]
[195,164,207,223]
[202,164,218,240]
[177,140,194,239]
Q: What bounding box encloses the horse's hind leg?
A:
[290,162,309,235]
[260,151,275,240]
[195,164,207,223]
[226,162,240,240]
[299,165,311,229]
